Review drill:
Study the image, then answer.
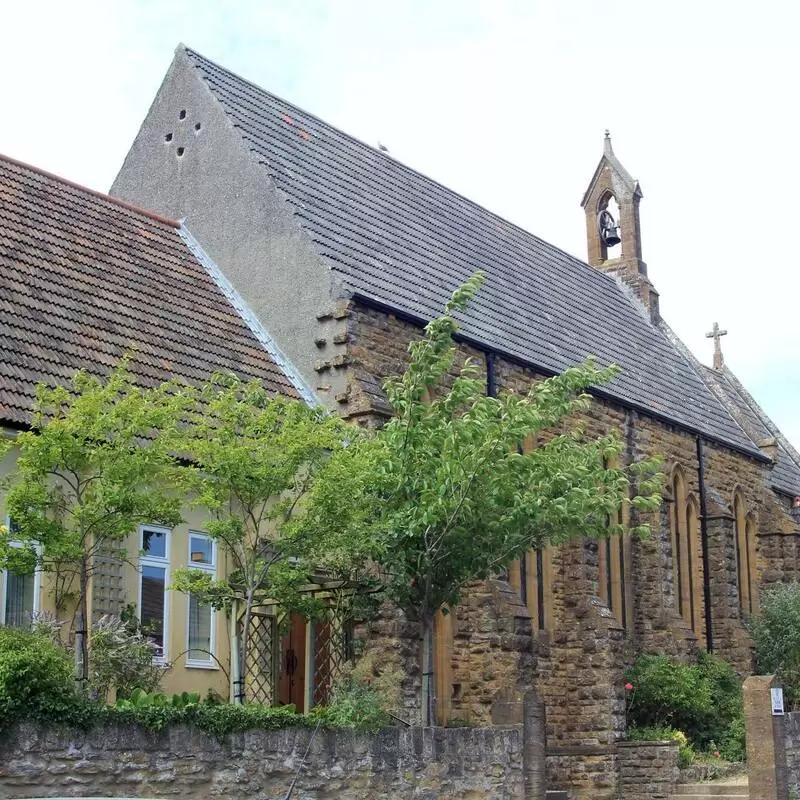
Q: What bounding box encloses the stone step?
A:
[671,780,748,798]
[545,792,570,800]
[670,796,747,800]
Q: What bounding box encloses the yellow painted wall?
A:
[0,438,232,700]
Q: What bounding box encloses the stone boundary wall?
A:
[784,711,800,795]
[617,740,680,800]
[544,740,680,800]
[0,722,526,800]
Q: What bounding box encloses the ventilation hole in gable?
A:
[179,109,187,120]
[194,122,202,132]
[165,133,173,142]
[177,146,185,157]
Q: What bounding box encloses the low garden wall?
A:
[0,721,526,800]
[617,740,681,800]
[544,740,680,800]
[784,711,800,795]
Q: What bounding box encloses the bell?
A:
[597,209,621,248]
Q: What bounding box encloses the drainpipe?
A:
[230,600,244,704]
[486,351,497,398]
[696,436,714,652]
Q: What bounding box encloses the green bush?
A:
[750,583,800,709]
[104,699,307,739]
[0,627,77,728]
[719,712,746,762]
[626,654,712,734]
[309,677,389,732]
[114,688,200,710]
[626,652,743,755]
[89,613,166,701]
[3,688,308,740]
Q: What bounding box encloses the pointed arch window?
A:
[685,494,705,645]
[734,491,758,615]
[670,468,703,640]
[517,547,554,632]
[598,505,632,629]
[509,434,554,632]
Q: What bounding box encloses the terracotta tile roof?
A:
[182,47,761,459]
[0,153,300,426]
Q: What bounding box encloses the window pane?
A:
[5,570,34,628]
[189,536,213,565]
[141,565,166,652]
[188,594,212,661]
[142,529,166,559]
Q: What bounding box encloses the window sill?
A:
[186,660,218,670]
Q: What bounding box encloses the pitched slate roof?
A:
[699,365,800,497]
[0,153,302,427]
[183,47,761,457]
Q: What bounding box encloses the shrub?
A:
[310,677,389,732]
[719,712,746,762]
[0,627,77,727]
[309,646,405,732]
[626,652,743,753]
[1,680,308,740]
[750,582,800,708]
[88,614,166,700]
[114,688,200,710]
[105,697,306,738]
[626,654,712,734]
[694,651,743,748]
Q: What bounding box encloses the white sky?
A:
[1,0,797,447]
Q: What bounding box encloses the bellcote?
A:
[581,132,659,320]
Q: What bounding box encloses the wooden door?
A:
[278,614,307,712]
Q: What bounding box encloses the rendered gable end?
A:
[111,46,346,407]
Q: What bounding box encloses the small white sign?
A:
[771,687,785,716]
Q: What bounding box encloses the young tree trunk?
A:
[75,555,90,686]
[239,587,255,704]
[421,616,436,727]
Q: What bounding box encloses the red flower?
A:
[624,682,634,691]
[713,751,721,758]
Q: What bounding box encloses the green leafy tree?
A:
[170,375,374,702]
[307,274,662,723]
[750,582,800,708]
[0,364,188,682]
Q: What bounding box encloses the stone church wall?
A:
[338,297,800,797]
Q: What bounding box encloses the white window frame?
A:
[185,531,217,669]
[0,515,41,627]
[139,524,170,663]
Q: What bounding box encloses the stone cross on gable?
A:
[706,322,728,370]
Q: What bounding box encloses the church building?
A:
[2,43,798,800]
